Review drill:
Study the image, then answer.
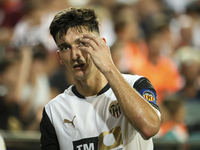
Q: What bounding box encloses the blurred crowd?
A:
[0,0,200,144]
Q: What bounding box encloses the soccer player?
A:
[40,7,161,150]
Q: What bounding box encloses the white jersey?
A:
[0,134,6,150]
[40,74,160,150]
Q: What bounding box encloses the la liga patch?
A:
[138,89,157,104]
[143,91,155,101]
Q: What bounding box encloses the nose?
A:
[71,45,81,61]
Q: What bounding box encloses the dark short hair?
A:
[49,7,100,44]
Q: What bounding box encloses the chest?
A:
[51,94,123,141]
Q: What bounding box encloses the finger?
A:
[84,34,107,47]
[78,45,93,54]
[79,36,99,50]
[83,34,103,45]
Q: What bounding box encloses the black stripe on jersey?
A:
[72,85,85,99]
[40,108,60,150]
[133,77,156,93]
[72,83,110,98]
[97,83,110,96]
[133,77,160,111]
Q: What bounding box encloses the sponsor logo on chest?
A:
[73,126,123,150]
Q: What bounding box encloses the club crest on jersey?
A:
[109,101,121,118]
[142,90,155,101]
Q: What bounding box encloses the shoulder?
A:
[122,73,156,92]
[122,73,142,80]
[122,73,144,85]
[43,85,75,122]
[45,85,74,109]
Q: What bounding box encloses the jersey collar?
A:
[72,83,110,99]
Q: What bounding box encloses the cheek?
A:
[60,52,71,63]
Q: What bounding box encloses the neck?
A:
[74,72,108,97]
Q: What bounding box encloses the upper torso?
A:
[41,74,159,150]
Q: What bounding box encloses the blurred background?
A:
[0,0,200,149]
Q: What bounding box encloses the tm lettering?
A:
[76,143,94,150]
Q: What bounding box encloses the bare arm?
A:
[103,67,161,139]
[79,34,161,139]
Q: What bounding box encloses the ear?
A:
[101,37,107,43]
[56,50,64,65]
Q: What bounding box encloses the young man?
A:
[40,7,161,150]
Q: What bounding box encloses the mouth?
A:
[73,63,85,70]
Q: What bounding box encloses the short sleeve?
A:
[40,108,60,150]
[133,77,159,110]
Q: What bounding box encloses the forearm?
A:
[78,33,160,138]
[103,66,161,139]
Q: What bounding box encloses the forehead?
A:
[64,28,87,43]
[57,27,99,45]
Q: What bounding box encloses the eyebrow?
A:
[58,43,70,49]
